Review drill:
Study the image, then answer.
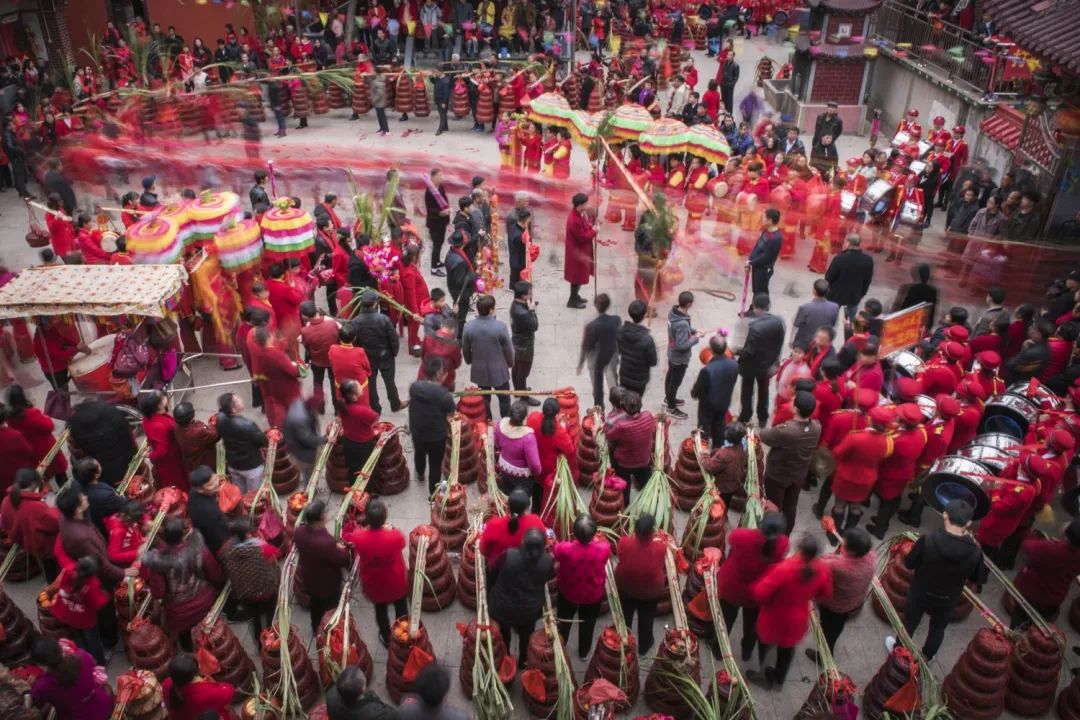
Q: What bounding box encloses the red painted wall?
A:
[63,0,110,67]
[145,0,255,45]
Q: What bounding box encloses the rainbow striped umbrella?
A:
[188,191,243,243]
[639,117,692,156]
[156,202,193,248]
[127,217,182,265]
[609,103,655,141]
[214,219,263,273]
[684,124,731,165]
[260,203,315,260]
[526,92,575,129]
[568,110,602,147]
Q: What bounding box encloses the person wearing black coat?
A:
[489,529,555,667]
[326,666,398,720]
[43,159,76,215]
[747,209,783,299]
[432,65,452,136]
[737,293,785,426]
[691,335,739,447]
[578,294,623,408]
[824,235,875,326]
[506,209,530,286]
[2,119,29,199]
[187,466,231,556]
[351,290,405,414]
[891,263,939,333]
[812,102,843,147]
[409,357,456,493]
[616,300,659,395]
[720,58,739,115]
[249,170,271,214]
[424,169,451,275]
[510,281,539,405]
[216,392,269,493]
[73,457,126,539]
[348,236,378,291]
[444,230,477,340]
[67,401,137,487]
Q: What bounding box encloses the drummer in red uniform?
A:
[897,394,961,527]
[948,378,988,452]
[827,405,895,536]
[840,341,883,400]
[812,388,879,518]
[977,459,1040,569]
[966,350,1005,397]
[868,403,929,539]
[266,263,303,359]
[684,156,711,235]
[938,125,969,208]
[917,341,964,396]
[895,108,922,142]
[927,116,950,146]
[249,326,302,429]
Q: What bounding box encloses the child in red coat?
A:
[52,556,111,664]
[105,500,146,568]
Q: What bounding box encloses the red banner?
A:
[880,302,933,356]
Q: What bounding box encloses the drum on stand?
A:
[922,455,994,520]
[863,178,897,218]
[979,389,1047,439]
[915,394,937,421]
[885,350,925,399]
[958,434,1020,474]
[69,334,120,394]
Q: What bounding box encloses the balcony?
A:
[869,0,1020,102]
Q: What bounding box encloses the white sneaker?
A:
[885,636,896,653]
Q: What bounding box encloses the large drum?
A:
[863,178,897,218]
[915,394,937,421]
[69,334,120,394]
[923,456,994,520]
[885,350,925,399]
[978,383,1059,439]
[958,433,1020,473]
[69,334,147,397]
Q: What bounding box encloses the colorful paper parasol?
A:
[188,191,243,243]
[568,109,602,147]
[639,117,692,156]
[609,103,655,141]
[213,219,263,273]
[127,217,182,265]
[156,202,193,247]
[526,92,575,129]
[684,124,731,165]
[259,202,315,260]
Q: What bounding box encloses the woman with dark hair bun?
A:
[614,513,668,655]
[139,390,188,491]
[162,652,236,720]
[527,397,578,511]
[28,636,113,719]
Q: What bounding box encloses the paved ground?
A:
[0,36,1070,720]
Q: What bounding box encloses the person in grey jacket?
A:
[664,291,702,419]
[371,73,390,135]
[462,294,515,420]
[352,290,406,414]
[283,398,323,482]
[792,279,839,348]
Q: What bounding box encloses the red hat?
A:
[1050,429,1076,452]
[907,108,919,117]
[935,394,961,418]
[846,157,860,168]
[945,325,970,342]
[943,341,966,361]
[856,388,880,411]
[976,351,1001,370]
[905,143,921,159]
[952,125,966,135]
[1025,453,1049,478]
[893,155,911,169]
[894,377,921,402]
[899,403,924,426]
[869,405,896,428]
[957,379,988,402]
[934,131,952,144]
[932,115,945,126]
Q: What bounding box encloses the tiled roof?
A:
[979,104,1026,150]
[983,0,1080,75]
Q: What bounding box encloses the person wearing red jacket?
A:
[399,246,430,354]
[340,380,380,478]
[811,361,844,441]
[839,342,883,402]
[868,403,929,540]
[751,535,832,688]
[716,512,789,661]
[327,324,372,405]
[45,201,75,257]
[976,462,1039,569]
[6,385,67,483]
[266,264,304,359]
[173,402,218,473]
[52,556,111,664]
[479,488,545,563]
[898,394,961,527]
[811,388,877,517]
[105,500,145,568]
[344,498,407,648]
[553,515,611,658]
[966,350,1005,397]
[614,514,669,656]
[299,302,341,414]
[948,379,987,453]
[1,468,60,580]
[417,316,462,389]
[139,391,188,491]
[528,399,579,510]
[1012,518,1080,629]
[250,327,301,429]
[33,318,82,392]
[74,213,111,264]
[0,406,36,495]
[564,193,597,309]
[163,653,237,720]
[828,405,895,533]
[917,342,964,396]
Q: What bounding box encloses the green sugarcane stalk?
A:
[409,533,428,640]
[200,582,232,630]
[116,440,150,495]
[543,455,588,540]
[623,420,674,533]
[870,576,941,710]
[215,440,226,476]
[473,550,513,719]
[333,429,395,537]
[483,426,507,516]
[982,548,1061,646]
[304,420,341,502]
[36,429,70,476]
[542,586,577,720]
[705,569,756,719]
[271,550,303,717]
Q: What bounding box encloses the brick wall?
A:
[809,61,864,106]
[39,0,72,74]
